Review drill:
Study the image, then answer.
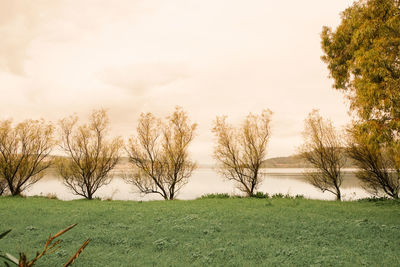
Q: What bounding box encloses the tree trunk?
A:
[250,184,256,197]
[335,189,341,201]
[11,186,21,196]
[245,187,251,197]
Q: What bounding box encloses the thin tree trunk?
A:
[335,187,341,201]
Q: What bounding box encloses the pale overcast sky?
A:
[0,0,356,163]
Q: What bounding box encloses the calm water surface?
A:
[25,168,369,201]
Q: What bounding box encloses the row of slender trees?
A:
[0,104,398,201]
[0,107,194,200]
[0,107,273,200]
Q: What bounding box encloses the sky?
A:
[0,0,356,164]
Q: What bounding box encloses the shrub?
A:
[200,193,230,199]
[271,193,284,199]
[230,195,245,199]
[357,196,391,202]
[252,192,269,199]
[45,193,58,200]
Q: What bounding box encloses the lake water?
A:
[25,168,370,201]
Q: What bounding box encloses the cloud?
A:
[0,0,356,162]
[98,63,190,94]
[0,0,147,75]
[0,0,59,75]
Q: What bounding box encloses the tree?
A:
[300,110,346,200]
[125,107,197,200]
[212,110,272,197]
[0,119,55,196]
[321,0,400,198]
[321,0,400,125]
[57,109,123,200]
[347,121,400,198]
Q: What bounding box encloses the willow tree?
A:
[0,119,55,196]
[57,109,123,200]
[212,110,272,197]
[347,121,400,198]
[300,110,346,200]
[125,107,197,200]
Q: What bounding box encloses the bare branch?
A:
[0,119,55,196]
[300,110,345,200]
[57,109,122,200]
[125,107,197,200]
[212,110,272,197]
[347,122,400,199]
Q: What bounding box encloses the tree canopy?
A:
[300,110,346,200]
[57,109,123,200]
[125,107,197,200]
[0,119,55,196]
[212,110,272,197]
[321,0,400,129]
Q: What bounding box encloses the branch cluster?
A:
[212,110,272,196]
[347,123,400,198]
[125,107,197,200]
[0,119,55,195]
[300,110,345,200]
[57,109,123,199]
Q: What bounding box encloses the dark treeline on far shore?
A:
[261,154,358,169]
[41,152,357,169]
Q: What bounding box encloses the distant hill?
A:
[262,155,309,168]
[50,155,356,170]
[262,154,357,168]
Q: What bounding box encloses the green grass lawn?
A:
[1,196,399,266]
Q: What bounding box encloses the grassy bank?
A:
[1,197,400,266]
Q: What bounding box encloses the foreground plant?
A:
[0,224,90,266]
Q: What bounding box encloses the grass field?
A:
[1,196,400,266]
